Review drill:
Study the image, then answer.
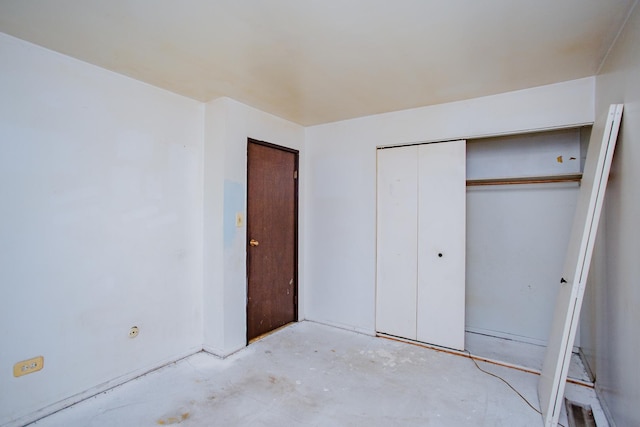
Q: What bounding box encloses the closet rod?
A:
[466,174,582,187]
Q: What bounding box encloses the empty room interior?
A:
[1,1,639,426]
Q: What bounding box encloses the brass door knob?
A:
[249,239,259,247]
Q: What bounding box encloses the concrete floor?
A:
[30,322,606,426]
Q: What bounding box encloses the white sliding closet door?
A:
[417,141,466,350]
[376,140,466,350]
[376,146,419,339]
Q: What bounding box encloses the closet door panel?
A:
[376,146,418,339]
[416,140,466,350]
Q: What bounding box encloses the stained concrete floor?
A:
[30,322,607,426]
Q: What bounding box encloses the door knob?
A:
[249,239,259,247]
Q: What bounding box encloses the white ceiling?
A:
[0,1,636,125]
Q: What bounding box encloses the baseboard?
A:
[305,318,376,337]
[465,326,548,346]
[202,344,226,357]
[578,347,596,382]
[5,346,202,427]
[464,326,581,353]
[594,381,616,427]
[202,342,246,359]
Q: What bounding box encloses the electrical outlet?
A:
[129,326,139,338]
[13,356,44,377]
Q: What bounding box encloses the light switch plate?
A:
[236,213,244,228]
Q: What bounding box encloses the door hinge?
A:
[294,170,298,179]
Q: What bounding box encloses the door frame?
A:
[246,138,299,343]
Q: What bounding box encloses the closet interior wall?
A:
[465,127,591,346]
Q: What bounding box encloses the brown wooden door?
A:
[246,139,298,342]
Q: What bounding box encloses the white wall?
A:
[202,97,305,356]
[0,34,204,426]
[582,3,640,425]
[305,78,594,335]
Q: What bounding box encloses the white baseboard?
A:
[305,318,376,337]
[464,326,581,353]
[4,346,202,427]
[465,326,548,346]
[594,381,616,427]
[202,342,246,359]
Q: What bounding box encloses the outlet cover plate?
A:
[13,356,44,377]
[129,326,139,338]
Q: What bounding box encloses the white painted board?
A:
[538,104,623,427]
[376,146,419,339]
[417,141,466,350]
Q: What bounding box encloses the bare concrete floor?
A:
[30,322,606,426]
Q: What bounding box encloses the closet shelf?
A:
[466,173,583,187]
